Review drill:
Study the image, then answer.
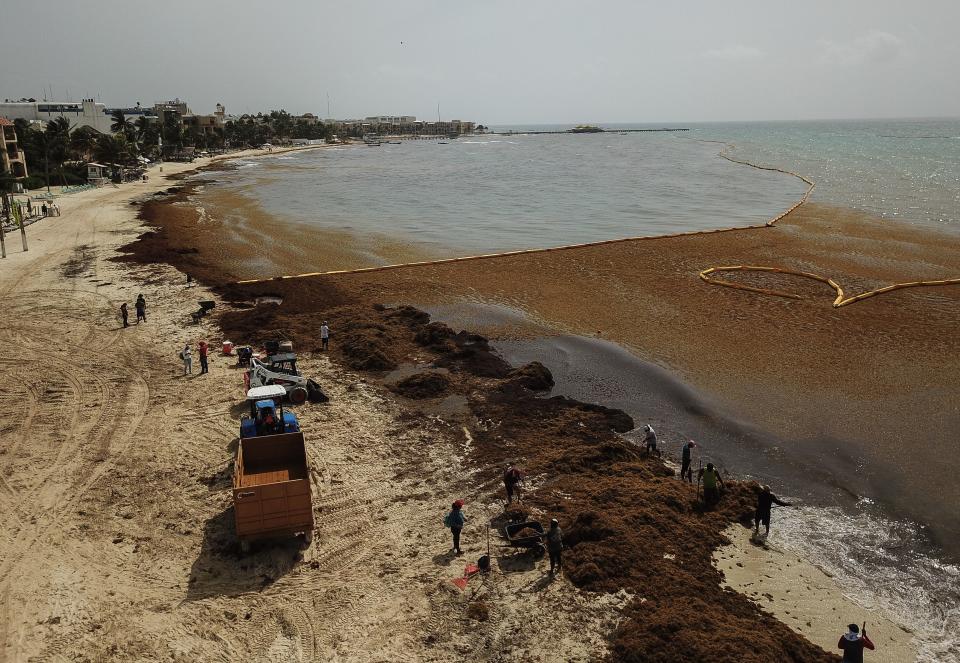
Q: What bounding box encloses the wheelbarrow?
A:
[504,520,546,557]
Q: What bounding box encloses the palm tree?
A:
[70,126,101,161]
[44,117,74,186]
[95,134,131,177]
[135,116,151,142]
[25,127,56,193]
[110,110,134,137]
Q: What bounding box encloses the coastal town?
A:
[0,96,481,192]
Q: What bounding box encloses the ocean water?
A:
[501,119,960,232]
[688,118,960,229]
[205,131,808,262]
[205,119,960,267]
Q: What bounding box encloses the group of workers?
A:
[439,429,877,660]
[119,293,147,328]
[179,340,209,375]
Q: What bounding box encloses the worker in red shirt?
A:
[838,623,874,662]
[198,340,209,374]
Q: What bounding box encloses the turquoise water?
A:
[687,119,960,229]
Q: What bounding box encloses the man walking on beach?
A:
[680,440,696,482]
[503,464,524,504]
[838,623,874,662]
[320,321,330,350]
[642,424,661,457]
[754,485,792,536]
[198,340,209,374]
[546,518,563,576]
[135,294,147,323]
[120,303,129,328]
[698,462,724,508]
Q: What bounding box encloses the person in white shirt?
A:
[642,424,660,457]
[320,321,330,350]
[180,344,192,375]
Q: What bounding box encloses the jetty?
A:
[492,127,689,135]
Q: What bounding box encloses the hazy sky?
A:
[3,0,959,124]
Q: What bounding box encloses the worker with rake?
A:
[503,464,524,504]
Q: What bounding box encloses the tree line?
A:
[2,109,335,190]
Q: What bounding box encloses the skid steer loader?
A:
[244,352,328,405]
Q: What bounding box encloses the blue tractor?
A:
[240,385,301,439]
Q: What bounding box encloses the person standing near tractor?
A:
[443,500,466,555]
[135,294,147,323]
[320,321,330,350]
[198,340,209,374]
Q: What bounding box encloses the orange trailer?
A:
[233,432,314,552]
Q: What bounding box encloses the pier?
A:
[492,128,690,135]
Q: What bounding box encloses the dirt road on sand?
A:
[0,158,626,662]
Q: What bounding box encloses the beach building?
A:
[86,162,109,185]
[294,113,320,125]
[0,118,28,178]
[327,116,476,137]
[154,99,225,136]
[0,98,112,133]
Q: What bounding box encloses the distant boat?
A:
[569,125,604,133]
[363,135,383,146]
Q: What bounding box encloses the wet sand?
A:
[715,525,916,663]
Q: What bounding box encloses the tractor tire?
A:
[289,387,308,405]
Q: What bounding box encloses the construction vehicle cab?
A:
[240,385,301,439]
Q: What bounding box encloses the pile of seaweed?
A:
[212,276,836,663]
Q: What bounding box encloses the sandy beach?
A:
[0,153,640,662]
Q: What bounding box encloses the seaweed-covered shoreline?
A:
[207,272,837,662]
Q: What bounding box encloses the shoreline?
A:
[714,525,916,663]
[47,141,960,660]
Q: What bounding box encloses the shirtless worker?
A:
[754,485,792,536]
